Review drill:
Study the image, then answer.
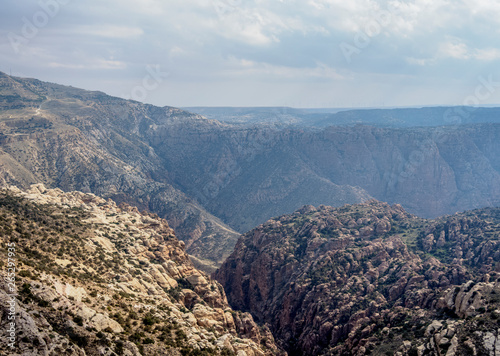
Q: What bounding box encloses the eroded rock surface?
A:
[0,185,281,355]
[216,201,500,355]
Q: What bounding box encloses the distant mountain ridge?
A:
[185,106,500,128]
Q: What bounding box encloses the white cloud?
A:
[463,0,500,19]
[223,56,344,80]
[74,25,144,39]
[407,40,500,66]
[475,48,500,61]
[3,0,500,107]
[438,40,500,61]
[440,41,470,59]
[305,0,454,36]
[406,57,436,66]
[106,0,166,15]
[206,5,320,46]
[168,46,188,59]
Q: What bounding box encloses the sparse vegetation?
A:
[0,188,271,355]
[217,201,500,355]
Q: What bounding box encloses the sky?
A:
[2,0,500,108]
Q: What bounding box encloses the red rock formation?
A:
[215,202,500,355]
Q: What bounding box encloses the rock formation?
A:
[0,184,280,355]
[215,201,500,355]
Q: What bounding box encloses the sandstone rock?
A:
[216,201,500,355]
[91,313,124,333]
[0,185,274,355]
[186,272,208,287]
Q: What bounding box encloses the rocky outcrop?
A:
[215,201,500,355]
[0,185,280,355]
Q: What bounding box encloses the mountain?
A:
[2,71,500,266]
[0,184,281,355]
[150,124,372,232]
[157,123,500,230]
[0,71,240,272]
[215,201,500,355]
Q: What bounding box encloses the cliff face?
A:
[215,202,500,355]
[299,125,500,219]
[0,184,280,355]
[147,125,372,232]
[155,123,500,232]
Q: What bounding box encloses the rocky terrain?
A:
[215,201,500,355]
[2,71,500,268]
[0,184,281,355]
[0,71,240,272]
[2,73,500,356]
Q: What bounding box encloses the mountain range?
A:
[184,106,500,128]
[2,72,500,270]
[1,72,500,355]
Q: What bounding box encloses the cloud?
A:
[73,25,144,39]
[2,0,500,107]
[407,40,500,65]
[223,56,344,80]
[440,41,470,59]
[475,48,500,61]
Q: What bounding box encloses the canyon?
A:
[1,72,500,269]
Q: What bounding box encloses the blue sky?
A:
[2,0,500,108]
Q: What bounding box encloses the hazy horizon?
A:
[5,69,500,111]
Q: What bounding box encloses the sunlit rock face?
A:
[0,185,281,355]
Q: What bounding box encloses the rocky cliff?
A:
[215,201,500,355]
[157,123,500,231]
[0,71,240,272]
[0,185,280,355]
